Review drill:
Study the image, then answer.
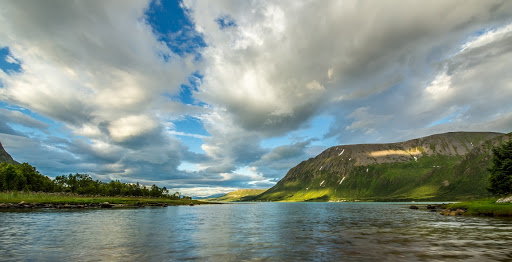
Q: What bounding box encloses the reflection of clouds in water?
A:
[1,204,512,261]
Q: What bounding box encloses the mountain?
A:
[255,132,506,202]
[0,142,18,164]
[208,189,267,202]
[193,193,226,200]
[441,132,512,199]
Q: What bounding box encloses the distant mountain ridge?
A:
[254,132,507,202]
[208,189,267,202]
[0,142,18,164]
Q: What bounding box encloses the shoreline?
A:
[407,199,512,217]
[0,191,215,210]
[443,198,512,217]
[0,201,206,210]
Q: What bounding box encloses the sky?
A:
[0,0,511,197]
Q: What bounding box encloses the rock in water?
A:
[440,209,466,216]
[100,202,112,208]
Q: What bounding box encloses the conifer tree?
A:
[488,140,512,195]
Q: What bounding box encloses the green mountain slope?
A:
[438,132,512,199]
[0,142,18,164]
[255,132,505,202]
[208,189,267,202]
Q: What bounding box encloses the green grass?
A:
[448,198,512,217]
[258,155,471,202]
[0,192,204,206]
[207,189,267,202]
[254,132,512,202]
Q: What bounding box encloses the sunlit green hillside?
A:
[256,132,511,202]
[208,189,267,202]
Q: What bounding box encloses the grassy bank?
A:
[0,191,205,206]
[448,199,512,217]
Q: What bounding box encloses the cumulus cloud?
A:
[183,0,512,176]
[253,140,315,180]
[0,0,200,182]
[108,115,158,143]
[1,0,512,196]
[0,0,193,121]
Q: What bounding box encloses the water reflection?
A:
[1,203,512,261]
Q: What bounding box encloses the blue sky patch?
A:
[173,116,209,137]
[146,0,205,57]
[167,116,209,153]
[215,15,237,29]
[426,106,469,128]
[0,47,22,74]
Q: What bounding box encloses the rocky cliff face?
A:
[256,132,504,201]
[0,142,17,164]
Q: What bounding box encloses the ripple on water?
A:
[1,203,512,261]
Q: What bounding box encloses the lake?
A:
[1,202,512,261]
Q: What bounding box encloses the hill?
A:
[441,132,512,199]
[208,189,267,202]
[255,132,506,202]
[0,142,18,164]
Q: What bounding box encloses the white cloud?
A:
[108,115,158,142]
[167,130,208,139]
[1,1,512,196]
[184,0,512,164]
[4,54,17,64]
[425,72,453,100]
[460,23,512,53]
[0,0,199,183]
[0,0,194,133]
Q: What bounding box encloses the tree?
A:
[0,163,25,191]
[488,139,512,195]
[16,163,53,192]
[0,166,178,198]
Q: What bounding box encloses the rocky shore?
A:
[0,201,198,210]
[439,207,467,216]
[409,204,467,216]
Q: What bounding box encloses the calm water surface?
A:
[1,202,512,261]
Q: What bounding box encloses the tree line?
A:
[488,139,512,196]
[0,162,187,198]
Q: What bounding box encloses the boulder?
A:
[440,208,466,216]
[496,196,512,203]
[100,202,112,208]
[454,209,465,215]
[409,205,419,210]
